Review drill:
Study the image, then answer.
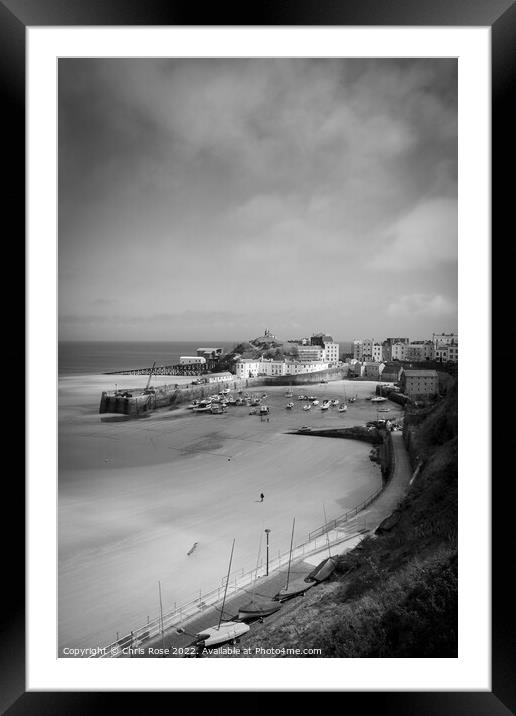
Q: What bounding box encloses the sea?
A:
[58,340,354,376]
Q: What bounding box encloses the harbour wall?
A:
[294,426,394,484]
[261,365,348,386]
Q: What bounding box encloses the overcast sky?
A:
[58,58,457,342]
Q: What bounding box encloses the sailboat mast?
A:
[218,538,235,630]
[251,532,263,602]
[285,517,295,590]
[323,504,332,558]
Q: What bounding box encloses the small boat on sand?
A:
[305,556,336,583]
[274,576,313,602]
[193,400,212,412]
[286,402,294,409]
[192,621,249,649]
[187,542,198,556]
[238,599,281,621]
[303,404,311,411]
[338,404,348,412]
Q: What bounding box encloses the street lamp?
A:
[265,529,271,576]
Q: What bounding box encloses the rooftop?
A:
[402,369,439,377]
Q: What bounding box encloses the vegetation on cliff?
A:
[216,381,458,658]
[215,335,299,371]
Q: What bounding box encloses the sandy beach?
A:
[58,375,403,651]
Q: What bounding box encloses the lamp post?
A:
[265,529,271,576]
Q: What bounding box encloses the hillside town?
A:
[168,330,458,402]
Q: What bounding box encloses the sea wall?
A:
[261,366,348,386]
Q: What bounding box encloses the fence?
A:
[89,484,383,658]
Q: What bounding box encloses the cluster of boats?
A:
[188,391,269,416]
[180,519,336,656]
[293,396,348,413]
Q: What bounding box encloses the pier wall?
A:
[261,366,348,386]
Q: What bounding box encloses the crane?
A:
[144,361,156,394]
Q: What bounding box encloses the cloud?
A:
[370,197,457,271]
[386,293,457,318]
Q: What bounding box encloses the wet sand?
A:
[58,376,403,650]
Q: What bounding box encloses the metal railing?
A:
[307,486,384,541]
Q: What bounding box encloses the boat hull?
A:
[238,600,282,621]
[273,577,314,602]
[195,621,250,648]
[305,557,336,583]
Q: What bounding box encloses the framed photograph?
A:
[6,0,511,709]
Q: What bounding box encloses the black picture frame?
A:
[6,0,512,710]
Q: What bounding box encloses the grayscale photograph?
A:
[58,58,458,659]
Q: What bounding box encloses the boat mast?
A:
[285,518,296,591]
[323,504,332,558]
[218,538,235,630]
[251,532,263,602]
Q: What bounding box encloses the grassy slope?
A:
[215,382,458,658]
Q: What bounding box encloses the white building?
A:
[371,343,383,362]
[179,356,207,365]
[203,371,233,383]
[235,357,329,379]
[235,359,263,379]
[391,342,407,361]
[322,342,340,364]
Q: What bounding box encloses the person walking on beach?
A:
[260,493,264,502]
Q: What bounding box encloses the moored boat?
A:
[286,402,294,409]
[371,396,387,403]
[193,400,212,412]
[338,404,348,412]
